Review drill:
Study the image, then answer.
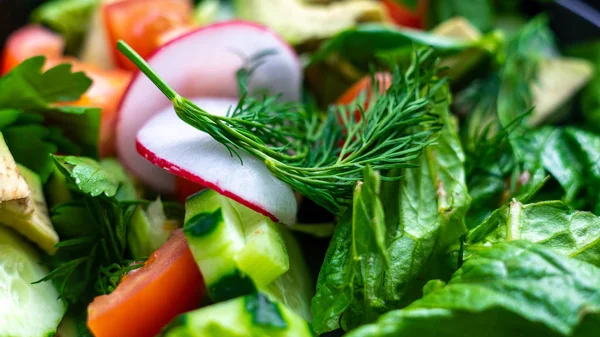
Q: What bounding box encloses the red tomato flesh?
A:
[337,72,392,121]
[104,0,193,70]
[87,229,204,337]
[382,0,429,29]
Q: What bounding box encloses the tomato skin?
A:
[337,72,392,121]
[104,0,193,70]
[87,229,204,337]
[1,25,65,74]
[382,0,429,29]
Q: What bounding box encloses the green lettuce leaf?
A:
[309,23,483,66]
[467,200,600,267]
[347,241,600,337]
[311,96,470,334]
[462,17,555,227]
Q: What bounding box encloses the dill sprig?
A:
[118,42,446,215]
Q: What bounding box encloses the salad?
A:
[0,0,599,336]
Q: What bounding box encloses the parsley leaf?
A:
[0,56,91,107]
[40,156,142,304]
[53,155,120,198]
[0,56,101,179]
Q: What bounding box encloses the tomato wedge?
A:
[1,25,65,74]
[87,229,204,337]
[382,0,429,29]
[104,0,193,70]
[337,72,392,117]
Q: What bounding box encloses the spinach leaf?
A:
[514,127,600,214]
[310,23,478,66]
[467,200,600,266]
[346,241,600,337]
[312,96,470,334]
[311,167,386,334]
[461,17,555,227]
[428,0,494,32]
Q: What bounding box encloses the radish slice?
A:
[116,20,301,193]
[136,97,297,225]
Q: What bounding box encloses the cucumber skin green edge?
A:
[183,190,257,301]
[158,293,315,337]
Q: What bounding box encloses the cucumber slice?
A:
[160,292,314,337]
[184,189,289,301]
[0,226,66,337]
[128,198,177,259]
[265,228,313,321]
[184,189,314,321]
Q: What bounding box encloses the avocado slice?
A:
[235,0,386,45]
[529,57,595,126]
[0,164,59,255]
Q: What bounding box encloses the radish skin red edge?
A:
[135,98,298,225]
[115,20,302,197]
[136,142,283,224]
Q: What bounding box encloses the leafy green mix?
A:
[1,1,600,336]
[0,56,100,181]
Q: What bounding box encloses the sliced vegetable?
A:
[0,132,30,203]
[87,229,204,337]
[235,0,386,45]
[160,292,313,337]
[116,21,301,195]
[184,189,289,301]
[346,241,600,337]
[382,0,428,29]
[0,25,64,74]
[104,0,193,70]
[128,197,179,259]
[0,164,58,254]
[336,72,391,106]
[0,225,66,337]
[137,98,297,224]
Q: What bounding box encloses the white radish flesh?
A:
[116,21,301,193]
[136,97,297,225]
